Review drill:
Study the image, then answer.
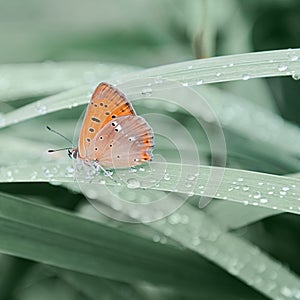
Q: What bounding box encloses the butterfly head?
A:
[69,147,79,159]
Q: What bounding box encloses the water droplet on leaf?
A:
[127,178,140,189]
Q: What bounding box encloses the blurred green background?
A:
[1,0,299,123]
[0,0,300,299]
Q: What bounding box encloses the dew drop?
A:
[185,182,192,188]
[287,52,299,61]
[152,234,160,243]
[181,214,189,224]
[228,265,240,275]
[35,102,48,114]
[141,88,153,96]
[216,72,222,77]
[127,178,140,189]
[253,191,261,199]
[196,79,203,85]
[281,286,293,298]
[163,173,170,181]
[260,198,268,204]
[187,174,195,181]
[65,166,74,177]
[111,200,122,211]
[242,74,250,80]
[256,264,266,273]
[70,101,78,108]
[7,170,13,182]
[129,167,137,173]
[164,228,172,236]
[192,236,201,246]
[292,73,300,80]
[43,168,53,177]
[242,186,250,191]
[282,186,290,192]
[154,76,163,84]
[278,64,288,72]
[187,65,193,69]
[168,213,181,225]
[181,82,189,87]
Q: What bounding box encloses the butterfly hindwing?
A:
[78,83,136,158]
[86,115,154,168]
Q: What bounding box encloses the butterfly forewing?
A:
[78,83,136,158]
[87,116,154,168]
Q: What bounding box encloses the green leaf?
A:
[1,48,299,128]
[0,191,234,292]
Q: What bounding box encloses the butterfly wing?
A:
[78,82,136,158]
[86,115,154,168]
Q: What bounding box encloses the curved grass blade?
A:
[1,48,299,128]
[0,191,263,297]
[0,162,299,216]
[0,62,137,102]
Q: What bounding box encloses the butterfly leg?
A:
[91,161,117,183]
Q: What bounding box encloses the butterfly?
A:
[70,82,154,169]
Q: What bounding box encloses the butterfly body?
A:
[71,83,154,168]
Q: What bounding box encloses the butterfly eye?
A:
[72,150,78,159]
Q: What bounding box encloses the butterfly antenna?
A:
[46,126,75,147]
[48,147,72,153]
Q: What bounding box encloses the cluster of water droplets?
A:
[34,101,48,115]
[277,51,299,81]
[151,204,300,299]
[219,175,299,213]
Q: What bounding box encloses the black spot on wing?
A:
[91,117,101,123]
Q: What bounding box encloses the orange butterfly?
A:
[70,82,154,168]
